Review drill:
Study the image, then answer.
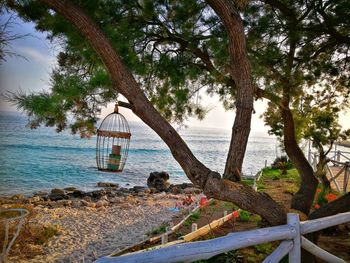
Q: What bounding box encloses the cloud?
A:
[17,47,56,66]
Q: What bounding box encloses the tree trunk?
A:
[315,154,331,190]
[39,0,287,226]
[207,0,254,182]
[281,107,318,214]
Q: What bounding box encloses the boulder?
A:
[97,182,119,188]
[70,190,86,198]
[51,188,65,195]
[49,192,69,201]
[132,186,147,193]
[147,171,170,192]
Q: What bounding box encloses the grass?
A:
[147,223,168,236]
[184,211,201,227]
[260,167,300,184]
[0,204,60,259]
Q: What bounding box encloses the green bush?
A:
[239,210,251,222]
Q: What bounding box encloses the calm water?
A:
[0,111,278,196]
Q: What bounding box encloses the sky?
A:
[1,11,349,133]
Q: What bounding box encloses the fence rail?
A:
[95,212,350,263]
[308,149,350,192]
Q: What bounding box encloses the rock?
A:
[58,200,72,207]
[33,191,48,197]
[97,182,119,188]
[49,192,69,201]
[109,197,123,204]
[132,186,147,193]
[87,202,96,208]
[147,171,170,192]
[99,195,108,201]
[11,194,25,200]
[81,200,89,206]
[95,200,108,208]
[70,190,86,198]
[51,188,65,195]
[71,200,81,208]
[28,196,42,203]
[64,187,77,192]
[169,186,182,195]
[183,187,202,194]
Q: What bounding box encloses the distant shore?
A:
[0,182,203,263]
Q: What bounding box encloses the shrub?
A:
[238,210,251,222]
[271,156,293,174]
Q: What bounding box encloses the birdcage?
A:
[96,104,131,172]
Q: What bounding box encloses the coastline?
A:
[0,183,203,263]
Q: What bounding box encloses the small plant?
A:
[147,223,168,236]
[271,156,293,174]
[184,211,201,227]
[238,210,251,222]
[254,243,274,254]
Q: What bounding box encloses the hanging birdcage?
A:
[96,104,131,172]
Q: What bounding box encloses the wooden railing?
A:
[94,212,350,263]
[308,150,350,192]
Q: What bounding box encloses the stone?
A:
[99,195,108,201]
[64,187,77,192]
[95,200,108,208]
[147,171,170,192]
[11,194,25,200]
[49,192,69,201]
[81,200,89,206]
[97,182,119,188]
[70,190,86,198]
[33,191,48,197]
[169,186,182,195]
[28,196,42,203]
[132,186,147,193]
[87,202,96,208]
[183,187,202,194]
[51,188,65,195]
[71,200,81,208]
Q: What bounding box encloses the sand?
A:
[6,193,198,263]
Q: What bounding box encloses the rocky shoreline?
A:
[0,172,203,263]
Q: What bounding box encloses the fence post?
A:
[288,213,301,263]
[313,153,318,171]
[337,151,341,163]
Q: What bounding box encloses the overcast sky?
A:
[1,12,349,133]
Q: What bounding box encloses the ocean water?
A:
[0,111,278,196]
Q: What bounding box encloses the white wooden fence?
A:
[94,212,350,263]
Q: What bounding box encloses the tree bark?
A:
[281,107,319,215]
[39,0,286,225]
[206,0,254,182]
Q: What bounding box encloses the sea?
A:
[0,111,279,196]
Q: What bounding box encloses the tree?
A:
[6,0,350,227]
[6,0,287,225]
[244,0,350,215]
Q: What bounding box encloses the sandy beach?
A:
[1,185,201,263]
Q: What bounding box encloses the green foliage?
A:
[241,178,254,186]
[184,211,201,227]
[262,167,299,183]
[238,210,251,222]
[146,223,167,236]
[271,156,293,175]
[254,243,274,255]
